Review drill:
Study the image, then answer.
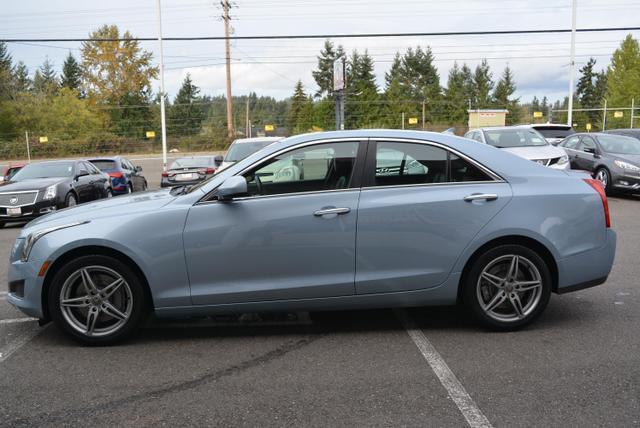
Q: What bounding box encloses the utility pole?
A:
[222,0,234,140]
[245,98,250,137]
[602,99,607,131]
[401,112,405,130]
[25,131,31,163]
[156,0,168,171]
[567,0,577,126]
[422,100,426,129]
[631,98,635,129]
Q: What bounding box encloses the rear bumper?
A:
[161,178,206,188]
[556,228,616,293]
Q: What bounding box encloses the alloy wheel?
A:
[476,254,543,322]
[596,169,608,187]
[59,266,133,337]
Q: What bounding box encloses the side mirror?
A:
[214,155,224,166]
[217,176,247,201]
[135,165,143,172]
[583,147,596,155]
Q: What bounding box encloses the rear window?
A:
[170,157,213,169]
[533,127,575,139]
[89,160,117,171]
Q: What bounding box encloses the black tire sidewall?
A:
[463,244,552,331]
[65,192,77,207]
[48,254,147,345]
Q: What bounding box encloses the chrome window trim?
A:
[370,137,504,182]
[197,137,364,204]
[0,190,39,208]
[196,136,505,204]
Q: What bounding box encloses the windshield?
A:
[169,157,213,169]
[534,127,575,139]
[11,162,74,180]
[225,141,272,162]
[598,135,640,155]
[89,160,117,171]
[483,129,548,148]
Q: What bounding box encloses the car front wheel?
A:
[48,255,148,345]
[594,168,611,194]
[463,244,551,331]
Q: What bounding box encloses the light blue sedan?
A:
[7,130,616,344]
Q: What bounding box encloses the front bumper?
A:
[611,170,640,192]
[6,259,45,319]
[0,199,60,222]
[556,228,616,293]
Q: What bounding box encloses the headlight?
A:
[43,185,57,200]
[11,238,25,262]
[614,160,640,172]
[557,154,569,165]
[20,220,90,262]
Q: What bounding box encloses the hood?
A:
[23,189,176,232]
[0,177,66,191]
[501,144,566,161]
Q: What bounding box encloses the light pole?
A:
[156,0,168,172]
[567,0,577,126]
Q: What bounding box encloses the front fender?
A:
[29,205,192,308]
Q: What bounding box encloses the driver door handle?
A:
[314,207,351,216]
[463,193,498,202]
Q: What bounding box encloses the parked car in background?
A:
[464,126,570,169]
[0,162,26,182]
[7,130,615,344]
[527,123,575,145]
[0,160,111,227]
[604,128,640,141]
[558,132,640,193]
[218,137,283,172]
[160,156,220,188]
[88,156,147,195]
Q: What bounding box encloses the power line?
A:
[3,26,640,43]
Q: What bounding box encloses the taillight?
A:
[161,172,169,177]
[205,167,216,174]
[583,178,610,228]
[109,171,124,178]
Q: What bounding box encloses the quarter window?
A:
[242,141,359,197]
[371,141,492,186]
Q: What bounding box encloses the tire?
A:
[462,244,552,331]
[594,167,612,194]
[127,183,133,194]
[0,222,5,228]
[47,254,148,345]
[65,192,77,208]
[142,180,148,191]
[106,188,113,198]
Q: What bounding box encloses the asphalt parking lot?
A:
[0,171,638,426]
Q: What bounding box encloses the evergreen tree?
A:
[287,81,314,133]
[60,52,82,94]
[461,64,475,107]
[541,96,549,114]
[473,59,494,108]
[12,61,31,93]
[346,49,379,128]
[311,40,345,98]
[33,58,58,95]
[0,41,13,100]
[606,34,640,127]
[169,73,204,136]
[531,96,541,112]
[443,62,467,125]
[492,66,519,124]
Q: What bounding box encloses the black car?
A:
[558,132,640,194]
[0,160,111,226]
[88,156,148,195]
[160,156,221,188]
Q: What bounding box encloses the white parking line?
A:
[395,309,493,428]
[0,317,38,325]
[0,319,43,363]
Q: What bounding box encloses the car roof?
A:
[231,137,283,145]
[527,123,573,129]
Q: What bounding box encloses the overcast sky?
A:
[2,0,639,103]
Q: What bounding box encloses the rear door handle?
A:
[463,193,498,202]
[314,207,351,216]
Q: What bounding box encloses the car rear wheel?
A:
[594,168,611,194]
[127,183,133,194]
[463,244,551,331]
[65,192,77,207]
[48,255,148,345]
